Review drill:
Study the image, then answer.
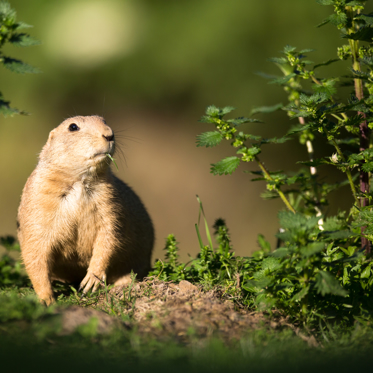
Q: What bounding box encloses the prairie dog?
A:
[17,116,154,305]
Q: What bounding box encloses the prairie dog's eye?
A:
[68,123,79,132]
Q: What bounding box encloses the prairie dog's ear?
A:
[47,129,56,143]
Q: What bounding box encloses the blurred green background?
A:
[0,0,367,261]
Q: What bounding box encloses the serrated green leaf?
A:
[356,14,373,26]
[300,242,325,257]
[362,162,373,172]
[316,0,334,5]
[14,21,33,30]
[261,136,291,145]
[283,45,297,54]
[343,26,373,42]
[328,13,348,27]
[210,156,240,175]
[287,124,311,136]
[2,57,41,74]
[291,286,310,302]
[220,106,235,115]
[268,73,296,85]
[227,117,262,125]
[299,92,329,106]
[361,265,371,279]
[257,234,271,252]
[271,247,290,258]
[268,57,288,64]
[312,79,338,98]
[255,71,278,80]
[314,58,339,69]
[317,19,331,28]
[299,48,315,54]
[260,190,279,199]
[9,33,40,47]
[199,115,216,124]
[205,105,220,116]
[250,103,283,115]
[196,131,223,148]
[315,271,348,297]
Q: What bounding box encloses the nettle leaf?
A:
[323,230,356,240]
[328,13,348,27]
[205,105,235,117]
[315,271,348,297]
[278,211,319,232]
[316,0,335,5]
[220,106,235,115]
[299,48,315,54]
[361,56,373,67]
[268,73,296,85]
[14,21,33,30]
[299,92,329,106]
[268,57,288,64]
[343,26,373,42]
[362,162,373,172]
[312,79,338,98]
[227,117,262,125]
[287,124,311,135]
[291,286,310,302]
[260,190,279,199]
[9,34,40,47]
[314,58,339,69]
[211,156,240,175]
[205,105,220,116]
[0,102,21,117]
[335,138,359,146]
[356,14,373,26]
[196,131,223,148]
[257,234,271,252]
[351,69,369,79]
[318,12,348,28]
[0,92,25,117]
[2,57,40,74]
[256,71,278,80]
[261,136,291,145]
[300,242,325,257]
[261,257,282,272]
[199,115,216,124]
[323,215,347,231]
[250,103,283,116]
[283,45,297,54]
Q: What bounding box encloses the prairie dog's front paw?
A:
[39,294,55,306]
[79,271,106,295]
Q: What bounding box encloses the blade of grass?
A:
[195,223,204,250]
[196,195,214,251]
[106,153,118,170]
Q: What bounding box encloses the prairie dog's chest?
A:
[61,181,99,223]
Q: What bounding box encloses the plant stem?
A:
[330,137,360,206]
[346,6,371,253]
[255,156,296,213]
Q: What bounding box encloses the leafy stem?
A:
[255,156,296,213]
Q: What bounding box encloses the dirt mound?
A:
[107,279,268,343]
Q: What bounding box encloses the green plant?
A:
[197,1,373,254]
[0,0,40,116]
[0,235,29,287]
[151,0,373,327]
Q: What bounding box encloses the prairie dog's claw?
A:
[79,271,106,296]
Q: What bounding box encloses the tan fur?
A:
[17,116,154,305]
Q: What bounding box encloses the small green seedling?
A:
[106,153,118,170]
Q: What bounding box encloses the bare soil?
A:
[56,279,305,345]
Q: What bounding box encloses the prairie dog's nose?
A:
[103,133,114,142]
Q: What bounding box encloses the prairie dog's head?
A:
[40,115,115,174]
